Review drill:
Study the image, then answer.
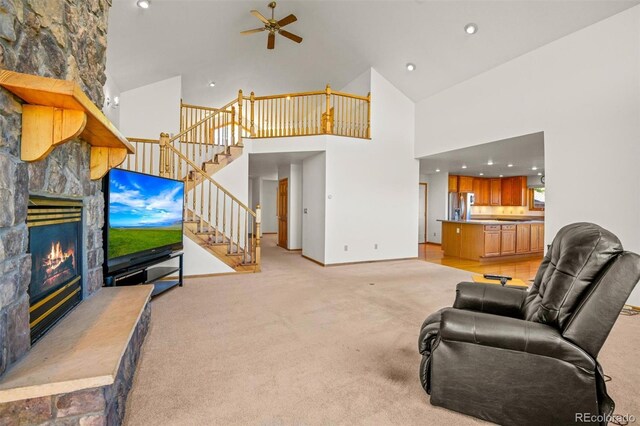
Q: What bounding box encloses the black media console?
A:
[104,252,183,297]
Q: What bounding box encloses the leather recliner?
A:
[418,223,640,425]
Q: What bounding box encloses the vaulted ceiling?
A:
[107,0,639,107]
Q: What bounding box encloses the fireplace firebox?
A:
[27,197,83,343]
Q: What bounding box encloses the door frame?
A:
[277,178,288,249]
[419,182,428,244]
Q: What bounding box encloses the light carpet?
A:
[124,237,640,425]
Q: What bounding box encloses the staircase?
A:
[120,85,371,274]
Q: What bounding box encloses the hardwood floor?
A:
[419,243,543,283]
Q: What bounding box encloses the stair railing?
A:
[158,132,260,267]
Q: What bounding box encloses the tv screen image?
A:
[107,169,184,262]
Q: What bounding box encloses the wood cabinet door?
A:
[480,179,490,206]
[530,224,545,252]
[511,176,527,206]
[501,178,513,206]
[448,175,458,193]
[472,178,482,205]
[484,231,501,256]
[516,224,531,253]
[459,176,474,193]
[501,230,516,255]
[490,179,501,205]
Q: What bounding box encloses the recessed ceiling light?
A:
[531,166,538,170]
[507,163,514,168]
[499,175,503,177]
[537,172,542,176]
[479,173,484,176]
[406,63,416,71]
[464,23,478,35]
[461,165,467,169]
[137,0,150,9]
[286,95,291,100]
[487,160,493,165]
[208,82,216,87]
[435,169,440,172]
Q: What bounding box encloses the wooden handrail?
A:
[171,108,231,144]
[126,137,159,144]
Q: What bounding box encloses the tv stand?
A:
[105,252,183,297]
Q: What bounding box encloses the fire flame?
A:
[44,241,74,271]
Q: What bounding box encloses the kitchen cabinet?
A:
[530,223,545,252]
[473,178,491,206]
[516,224,531,253]
[500,225,516,255]
[448,175,458,193]
[500,176,527,206]
[484,229,501,257]
[490,179,501,206]
[458,176,474,193]
[442,222,461,256]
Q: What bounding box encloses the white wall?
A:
[102,71,121,128]
[261,180,278,233]
[421,172,449,244]
[302,153,326,263]
[415,6,640,305]
[182,238,234,275]
[323,69,419,264]
[119,75,182,138]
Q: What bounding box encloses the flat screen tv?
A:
[104,169,184,274]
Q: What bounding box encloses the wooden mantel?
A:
[0,69,135,180]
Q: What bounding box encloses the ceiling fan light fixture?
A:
[464,23,478,34]
[406,63,416,71]
[136,0,150,9]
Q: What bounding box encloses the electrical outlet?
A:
[344,245,348,251]
[374,243,378,249]
[433,232,436,237]
[456,227,460,234]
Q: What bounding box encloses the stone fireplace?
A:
[27,197,83,343]
[0,1,151,424]
[0,0,110,377]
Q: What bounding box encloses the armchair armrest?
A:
[453,282,526,318]
[440,309,595,370]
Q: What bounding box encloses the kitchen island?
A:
[439,219,544,261]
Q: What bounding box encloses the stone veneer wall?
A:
[0,0,111,376]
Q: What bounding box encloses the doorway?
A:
[277,178,288,248]
[419,183,428,243]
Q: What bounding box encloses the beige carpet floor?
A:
[124,236,640,425]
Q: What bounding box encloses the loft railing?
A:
[180,84,371,140]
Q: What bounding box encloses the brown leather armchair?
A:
[419,223,640,425]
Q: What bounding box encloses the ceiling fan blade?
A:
[277,14,297,27]
[241,28,266,35]
[251,10,270,24]
[279,29,302,44]
[267,32,275,50]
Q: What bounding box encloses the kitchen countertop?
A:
[438,219,544,225]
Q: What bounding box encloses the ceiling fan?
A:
[241,2,303,50]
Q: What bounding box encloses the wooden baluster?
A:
[255,204,261,267]
[244,211,248,263]
[208,182,212,233]
[222,193,227,242]
[199,175,204,232]
[229,201,234,253]
[231,107,236,146]
[250,91,255,137]
[325,84,331,134]
[238,90,243,147]
[236,204,241,254]
[215,187,220,242]
[159,133,169,177]
[366,92,371,139]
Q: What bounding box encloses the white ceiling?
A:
[107,0,639,106]
[419,131,544,178]
[249,151,322,178]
